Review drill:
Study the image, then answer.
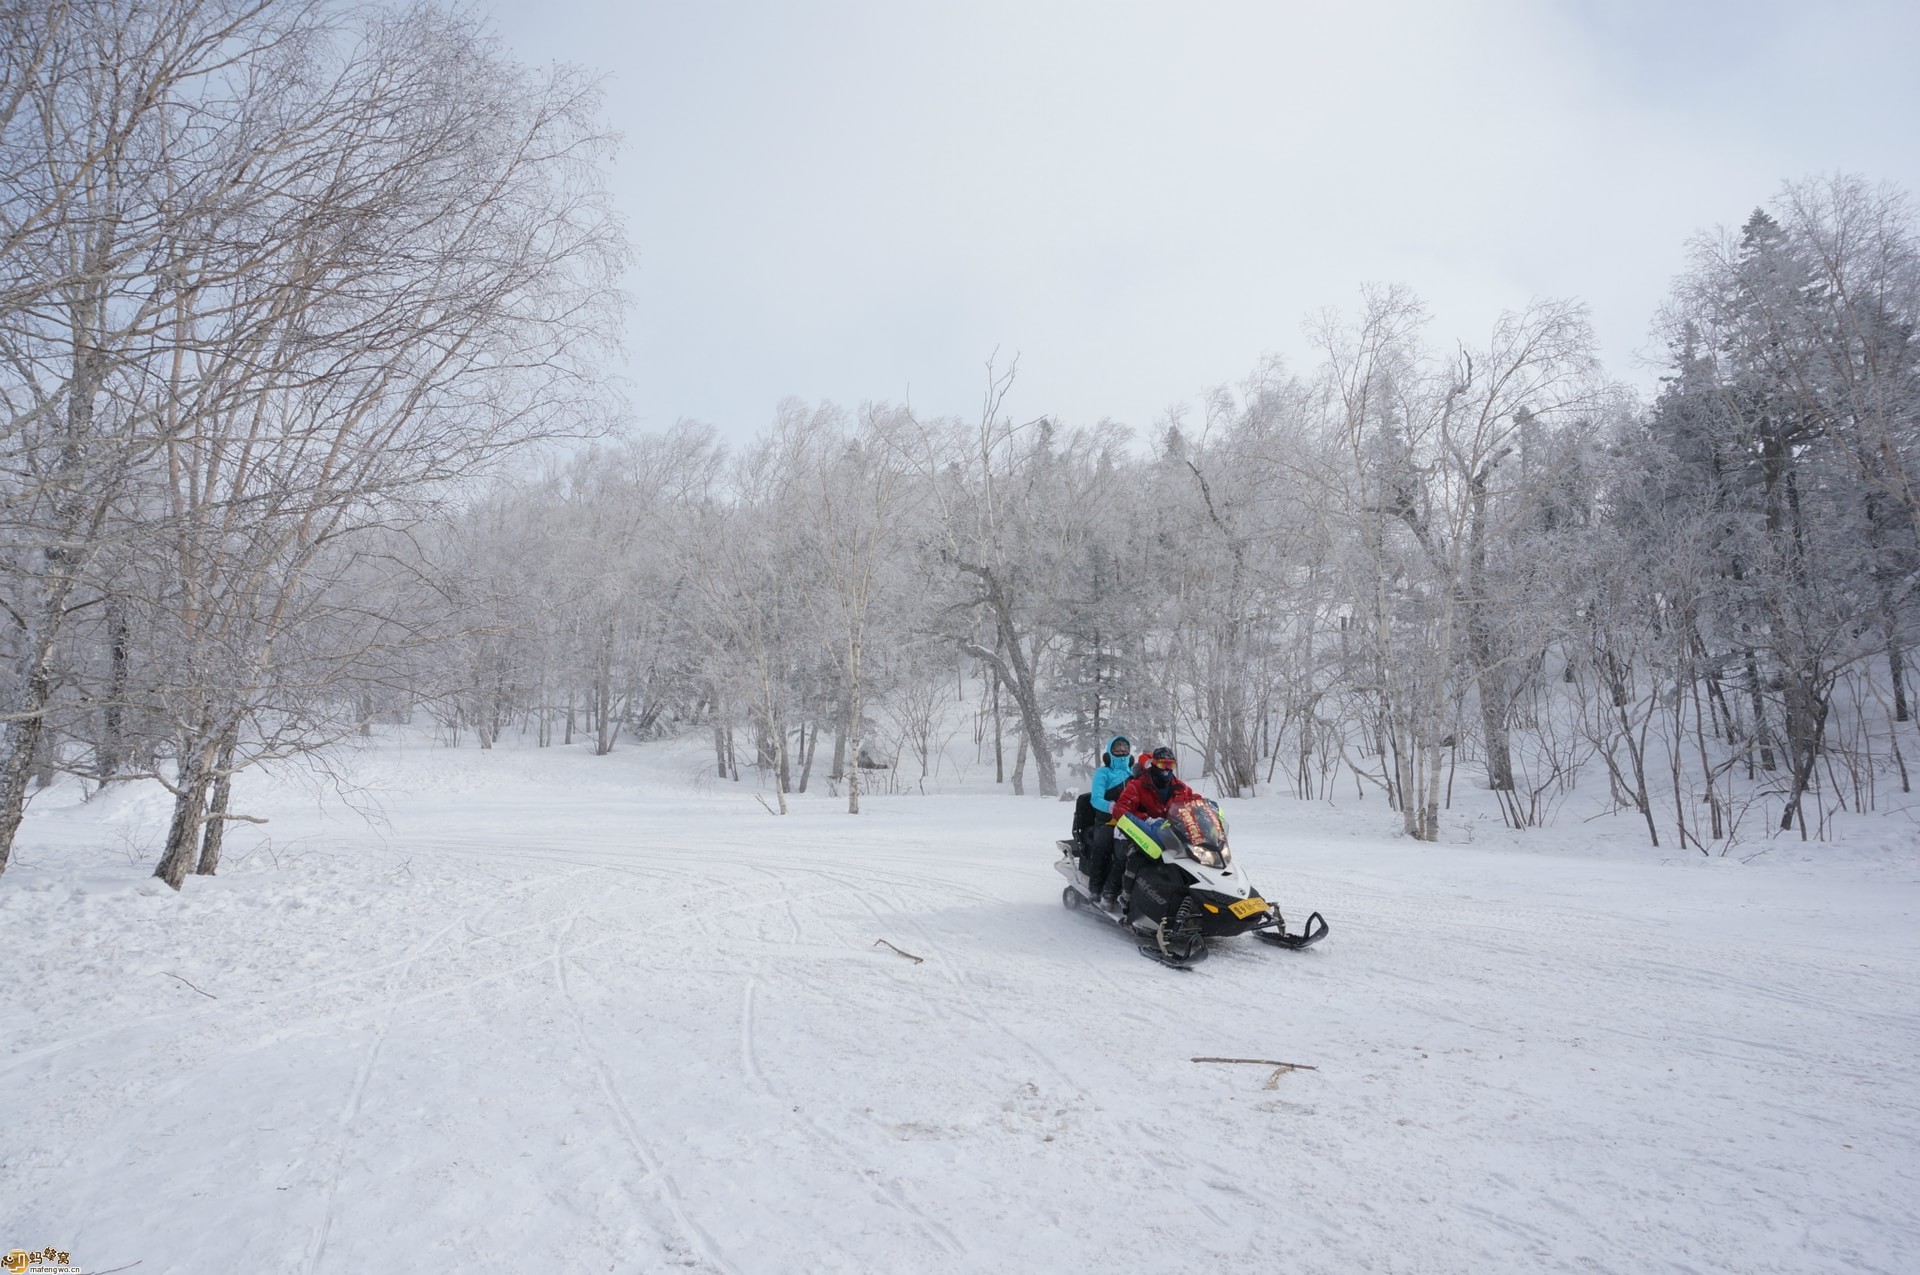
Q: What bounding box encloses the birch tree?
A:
[903,358,1082,797]
[122,4,622,887]
[0,0,326,875]
[803,403,914,813]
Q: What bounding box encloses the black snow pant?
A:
[1102,836,1156,903]
[1090,821,1121,890]
[1089,825,1131,898]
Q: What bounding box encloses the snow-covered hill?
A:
[3,734,1916,1274]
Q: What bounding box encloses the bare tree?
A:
[0,0,328,874]
[898,356,1070,797]
[68,3,628,888]
[801,403,915,813]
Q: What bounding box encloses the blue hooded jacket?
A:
[1090,735,1135,816]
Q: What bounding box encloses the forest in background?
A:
[5,2,1918,890]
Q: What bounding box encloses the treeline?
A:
[425,176,1920,851]
[3,9,1916,890]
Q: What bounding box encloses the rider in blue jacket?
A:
[1082,735,1134,907]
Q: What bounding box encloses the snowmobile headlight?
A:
[1189,843,1230,869]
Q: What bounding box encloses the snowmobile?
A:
[1056,798,1327,969]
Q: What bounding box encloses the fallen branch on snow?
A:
[1191,1056,1317,1069]
[162,972,217,999]
[873,939,924,965]
[1192,1056,1316,1088]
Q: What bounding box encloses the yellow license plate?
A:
[1229,896,1268,920]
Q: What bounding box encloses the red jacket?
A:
[1109,771,1200,823]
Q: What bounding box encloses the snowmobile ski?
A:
[1137,942,1203,969]
[1138,899,1209,968]
[1255,910,1329,950]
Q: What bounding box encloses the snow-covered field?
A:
[3,733,1917,1274]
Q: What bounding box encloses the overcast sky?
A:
[485,0,1920,439]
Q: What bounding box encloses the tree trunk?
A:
[848,691,864,815]
[196,733,239,875]
[595,695,620,755]
[1891,639,1910,724]
[991,668,1004,784]
[1389,719,1420,838]
[1473,660,1516,793]
[0,665,53,875]
[0,260,109,873]
[32,720,58,791]
[830,690,848,782]
[1778,679,1830,835]
[1419,719,1446,841]
[759,667,787,813]
[1221,699,1257,797]
[593,635,620,754]
[845,625,866,813]
[1463,462,1515,793]
[797,723,816,794]
[98,594,130,781]
[776,716,792,794]
[1745,651,1775,771]
[155,734,219,890]
[953,559,1057,794]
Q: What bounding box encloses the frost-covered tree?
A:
[0,0,624,884]
[1658,184,1920,835]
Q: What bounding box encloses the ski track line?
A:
[779,890,803,944]
[404,844,847,937]
[790,854,1009,914]
[427,837,1027,937]
[233,881,860,1053]
[0,862,614,1079]
[1610,955,1918,1031]
[1003,868,1324,1164]
[104,868,831,1091]
[553,910,740,1275]
[734,969,968,1260]
[397,842,691,893]
[843,874,1084,1097]
[712,860,807,945]
[8,862,709,1083]
[738,973,766,1092]
[303,906,474,1275]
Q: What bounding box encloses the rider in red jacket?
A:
[1109,746,1199,822]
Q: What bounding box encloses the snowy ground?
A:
[3,733,1918,1274]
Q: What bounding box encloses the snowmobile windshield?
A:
[1166,799,1230,868]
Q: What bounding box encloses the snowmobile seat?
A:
[1070,791,1097,861]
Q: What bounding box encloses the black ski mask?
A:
[1149,767,1174,800]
